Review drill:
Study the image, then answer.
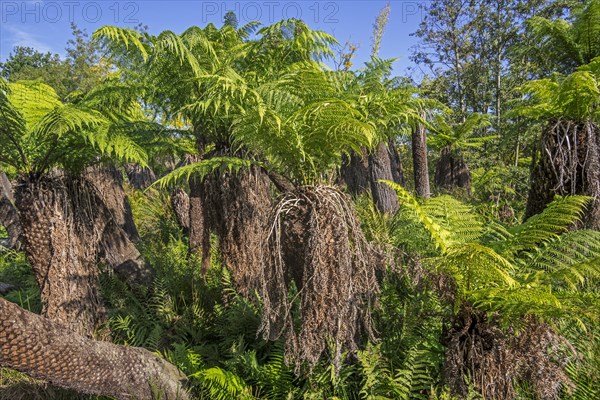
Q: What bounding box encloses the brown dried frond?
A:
[527,119,600,228]
[258,185,382,372]
[444,306,573,400]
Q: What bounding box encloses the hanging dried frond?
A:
[258,185,381,372]
[444,307,573,400]
[526,119,600,228]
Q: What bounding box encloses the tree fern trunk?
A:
[171,188,190,234]
[0,173,21,249]
[525,119,600,228]
[196,167,271,293]
[85,165,140,242]
[412,122,431,199]
[340,140,403,213]
[125,163,156,190]
[368,141,401,214]
[0,297,189,400]
[15,174,107,338]
[434,146,472,194]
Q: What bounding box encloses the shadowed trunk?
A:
[341,140,404,213]
[341,148,370,195]
[125,163,156,190]
[171,188,190,234]
[0,297,189,400]
[84,165,152,287]
[85,165,140,242]
[434,146,472,194]
[0,173,21,249]
[412,122,431,199]
[15,174,107,337]
[368,141,402,213]
[525,119,600,227]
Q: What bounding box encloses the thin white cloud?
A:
[3,24,53,54]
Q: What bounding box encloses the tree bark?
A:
[0,297,189,400]
[85,165,140,242]
[125,163,156,190]
[412,122,431,199]
[525,119,600,228]
[340,140,404,213]
[191,167,271,293]
[171,188,190,234]
[340,148,370,196]
[368,141,401,214]
[434,146,472,194]
[15,174,107,337]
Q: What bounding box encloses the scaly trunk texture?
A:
[525,119,600,227]
[85,165,140,242]
[15,174,107,337]
[171,188,190,234]
[434,146,472,194]
[0,297,189,400]
[341,140,404,213]
[190,167,271,293]
[0,173,21,249]
[412,122,431,199]
[125,163,156,190]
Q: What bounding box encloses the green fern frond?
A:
[152,157,257,188]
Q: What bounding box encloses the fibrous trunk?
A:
[259,185,380,371]
[15,174,107,337]
[444,306,571,399]
[434,146,472,194]
[0,297,188,400]
[412,122,431,199]
[189,166,271,293]
[525,119,600,227]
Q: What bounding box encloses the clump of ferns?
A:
[385,181,600,399]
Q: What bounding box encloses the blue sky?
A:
[0,1,429,75]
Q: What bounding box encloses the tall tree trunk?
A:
[434,146,472,194]
[15,174,107,337]
[0,297,189,400]
[0,173,21,249]
[525,119,600,228]
[412,122,431,199]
